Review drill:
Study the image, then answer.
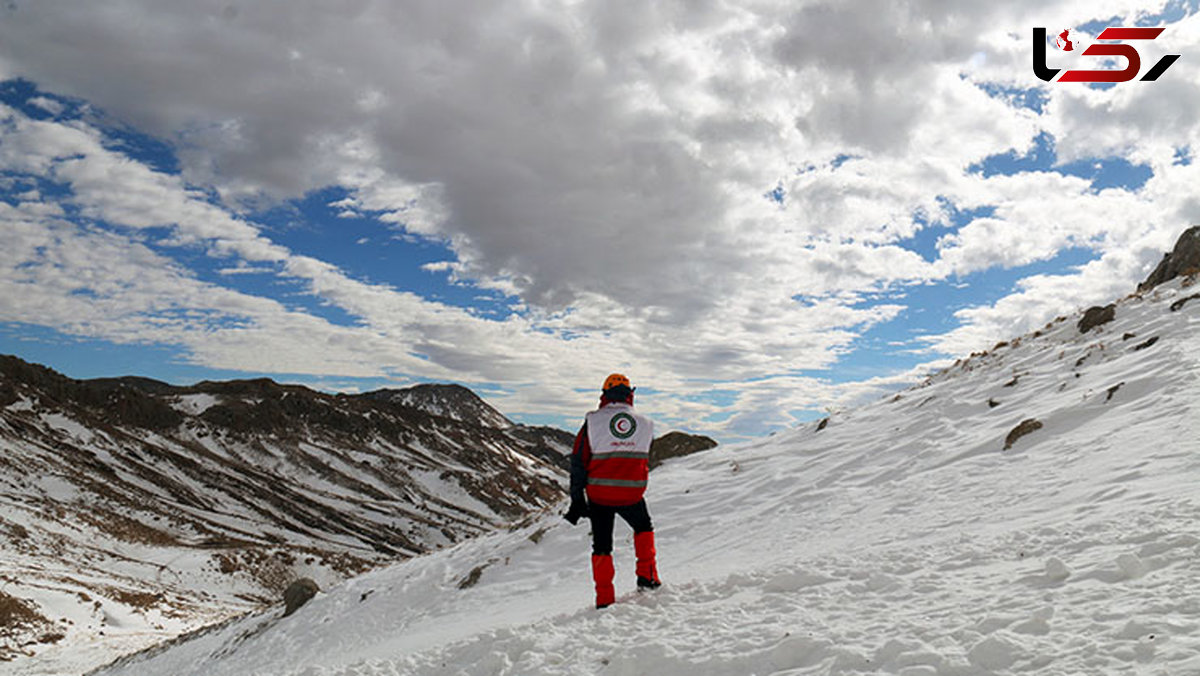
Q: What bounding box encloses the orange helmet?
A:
[602,373,630,391]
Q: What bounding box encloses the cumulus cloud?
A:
[0,0,1197,440]
[0,1,965,314]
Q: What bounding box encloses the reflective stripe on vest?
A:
[588,478,648,488]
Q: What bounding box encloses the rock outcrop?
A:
[1139,225,1200,292]
[282,579,320,617]
[1078,304,1116,334]
[649,431,719,469]
[1004,418,1043,450]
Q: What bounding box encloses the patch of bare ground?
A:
[1,520,36,556]
[76,506,181,547]
[212,547,368,595]
[106,588,166,611]
[0,590,61,661]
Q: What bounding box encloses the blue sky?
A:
[1,2,1198,441]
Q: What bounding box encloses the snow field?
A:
[92,279,1200,675]
[379,512,1200,676]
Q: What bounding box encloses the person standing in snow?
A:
[564,373,661,609]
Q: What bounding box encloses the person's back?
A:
[565,373,662,609]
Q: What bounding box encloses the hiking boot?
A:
[633,531,661,590]
[637,576,661,591]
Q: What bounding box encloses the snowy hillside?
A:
[90,276,1200,676]
[0,370,569,674]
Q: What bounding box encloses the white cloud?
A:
[0,1,989,316]
[27,95,64,115]
[1,1,1198,439]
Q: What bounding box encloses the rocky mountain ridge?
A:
[365,384,514,430]
[0,360,572,668]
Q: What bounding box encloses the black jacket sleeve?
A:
[569,423,588,504]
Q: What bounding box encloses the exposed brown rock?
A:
[282,578,319,617]
[649,431,718,469]
[1132,336,1159,351]
[1139,225,1200,292]
[1170,293,1200,312]
[1004,418,1044,450]
[1077,304,1115,334]
[457,565,487,590]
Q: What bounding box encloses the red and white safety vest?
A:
[581,402,654,506]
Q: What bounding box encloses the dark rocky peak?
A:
[183,379,364,436]
[1139,225,1200,292]
[1,353,68,390]
[650,431,719,469]
[188,381,386,439]
[0,355,182,429]
[83,375,179,395]
[190,377,289,398]
[364,383,513,429]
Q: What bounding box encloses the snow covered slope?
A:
[0,369,568,674]
[91,276,1200,676]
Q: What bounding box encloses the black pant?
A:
[589,500,653,555]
